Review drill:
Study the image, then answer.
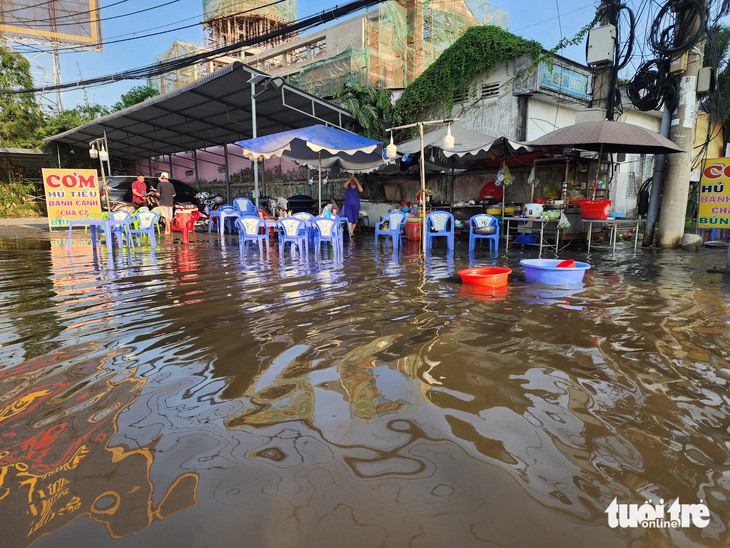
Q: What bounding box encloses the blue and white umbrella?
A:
[236,125,391,209]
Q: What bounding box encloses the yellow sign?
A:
[42,169,102,229]
[0,0,102,50]
[698,158,730,229]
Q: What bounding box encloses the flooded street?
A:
[1,231,730,547]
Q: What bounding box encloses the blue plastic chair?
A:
[235,215,268,259]
[101,210,134,250]
[313,216,343,260]
[293,211,315,244]
[424,211,455,251]
[276,217,308,259]
[233,197,257,217]
[374,211,407,251]
[468,214,500,255]
[129,210,160,248]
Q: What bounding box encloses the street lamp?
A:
[89,137,111,211]
[385,118,458,253]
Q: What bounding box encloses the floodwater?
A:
[1,230,730,547]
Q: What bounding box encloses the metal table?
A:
[503,216,561,257]
[582,218,644,254]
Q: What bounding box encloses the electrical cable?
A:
[2,0,388,95]
[649,0,707,57]
[10,0,289,55]
[627,58,670,110]
[0,0,54,15]
[22,1,175,30]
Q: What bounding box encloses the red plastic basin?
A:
[458,266,512,287]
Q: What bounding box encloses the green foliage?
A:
[333,83,393,140]
[705,23,730,148]
[36,104,111,168]
[0,182,45,218]
[394,26,542,127]
[0,45,42,148]
[112,86,159,111]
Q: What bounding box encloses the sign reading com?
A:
[42,168,102,228]
[605,498,710,529]
[698,158,730,229]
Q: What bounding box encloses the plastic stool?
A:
[358,212,370,232]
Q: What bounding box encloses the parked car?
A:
[100,175,203,213]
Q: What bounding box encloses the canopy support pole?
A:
[419,123,427,254]
[318,152,322,211]
[251,79,260,210]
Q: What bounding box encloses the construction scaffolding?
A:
[202,0,297,53]
[275,0,507,98]
[146,0,507,99]
[148,41,207,94]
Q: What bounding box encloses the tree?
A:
[112,85,159,111]
[704,23,730,148]
[0,44,42,148]
[333,83,393,140]
[37,104,111,168]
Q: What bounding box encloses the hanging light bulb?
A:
[89,143,98,159]
[322,174,328,186]
[307,177,313,186]
[385,132,398,160]
[98,145,109,162]
[442,123,455,150]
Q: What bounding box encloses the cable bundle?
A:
[649,0,707,57]
[627,58,675,111]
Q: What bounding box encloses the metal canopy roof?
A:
[0,148,48,171]
[44,61,355,162]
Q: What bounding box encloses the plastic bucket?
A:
[458,266,512,288]
[579,199,612,220]
[405,219,422,241]
[520,259,590,286]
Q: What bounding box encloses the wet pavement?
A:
[1,228,729,547]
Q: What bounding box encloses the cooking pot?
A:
[524,203,544,218]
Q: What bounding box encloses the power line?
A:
[2,0,388,95]
[11,0,289,55]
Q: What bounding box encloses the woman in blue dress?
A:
[342,174,363,237]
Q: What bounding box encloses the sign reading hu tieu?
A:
[698,158,730,229]
[42,168,102,228]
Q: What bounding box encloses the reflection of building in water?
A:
[148,0,507,98]
[0,343,198,544]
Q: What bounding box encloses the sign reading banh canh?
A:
[698,158,730,229]
[42,169,102,229]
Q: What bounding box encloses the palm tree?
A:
[333,83,393,140]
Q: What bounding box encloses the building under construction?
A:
[256,0,507,97]
[202,0,297,50]
[148,0,507,98]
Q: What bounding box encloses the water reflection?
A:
[1,238,730,545]
[0,344,198,545]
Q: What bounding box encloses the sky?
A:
[6,0,726,111]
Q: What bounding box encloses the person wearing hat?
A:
[156,172,176,234]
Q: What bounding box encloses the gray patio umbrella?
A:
[396,125,532,203]
[527,120,685,155]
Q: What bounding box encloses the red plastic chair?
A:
[170,210,200,245]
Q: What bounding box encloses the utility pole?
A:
[657,4,707,247]
[591,0,620,120]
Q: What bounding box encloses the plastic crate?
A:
[579,199,612,220]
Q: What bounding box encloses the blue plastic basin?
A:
[520,259,590,286]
